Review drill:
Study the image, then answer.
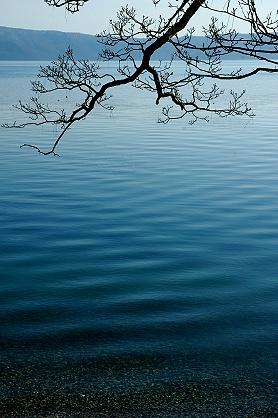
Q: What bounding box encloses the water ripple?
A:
[0,61,277,415]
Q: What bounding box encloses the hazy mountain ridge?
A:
[0,26,100,60]
[0,26,250,61]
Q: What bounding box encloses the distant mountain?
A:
[0,26,252,61]
[0,26,100,60]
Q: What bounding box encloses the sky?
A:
[0,0,276,35]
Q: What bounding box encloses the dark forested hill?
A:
[0,26,101,60]
[0,26,250,61]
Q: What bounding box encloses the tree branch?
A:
[5,0,278,155]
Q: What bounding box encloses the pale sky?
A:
[0,0,276,35]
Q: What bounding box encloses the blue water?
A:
[0,61,277,416]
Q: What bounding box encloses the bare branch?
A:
[44,0,89,13]
[6,1,278,154]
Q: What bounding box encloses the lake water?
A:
[0,61,277,416]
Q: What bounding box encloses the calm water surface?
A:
[0,61,277,416]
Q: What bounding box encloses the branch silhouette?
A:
[4,0,278,155]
